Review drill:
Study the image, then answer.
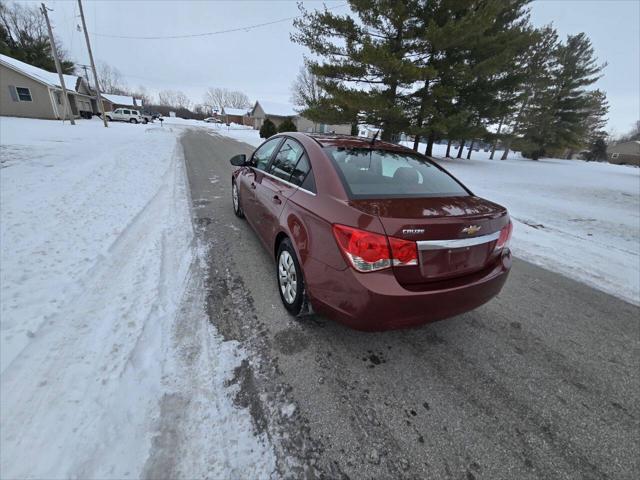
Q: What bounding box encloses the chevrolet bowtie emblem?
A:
[462,225,481,235]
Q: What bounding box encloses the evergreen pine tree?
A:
[409,0,532,155]
[278,118,297,133]
[292,1,423,141]
[259,119,277,138]
[519,33,606,159]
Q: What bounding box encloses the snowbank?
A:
[217,128,639,304]
[423,145,640,305]
[0,117,275,478]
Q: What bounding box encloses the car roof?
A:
[291,132,412,153]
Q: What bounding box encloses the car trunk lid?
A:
[350,196,509,284]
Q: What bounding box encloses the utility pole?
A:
[41,3,75,125]
[77,0,108,127]
[78,64,91,84]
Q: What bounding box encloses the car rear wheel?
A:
[232,180,244,218]
[130,118,138,124]
[277,239,307,316]
[143,118,148,124]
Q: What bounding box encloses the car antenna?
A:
[370,129,380,147]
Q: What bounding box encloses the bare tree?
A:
[158,89,191,109]
[97,61,127,94]
[174,90,192,110]
[129,85,153,106]
[203,87,251,111]
[290,59,325,107]
[226,90,251,109]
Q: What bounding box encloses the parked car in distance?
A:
[139,110,157,123]
[204,117,222,123]
[229,133,513,331]
[105,108,144,124]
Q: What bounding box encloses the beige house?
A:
[101,93,144,112]
[251,100,351,134]
[1,54,95,120]
[608,141,640,166]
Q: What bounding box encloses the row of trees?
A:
[291,0,608,160]
[202,87,251,113]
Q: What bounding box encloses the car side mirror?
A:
[230,154,247,166]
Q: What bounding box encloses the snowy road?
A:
[182,129,639,479]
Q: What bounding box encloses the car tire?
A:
[276,238,308,317]
[231,180,244,218]
[130,118,138,124]
[143,118,148,124]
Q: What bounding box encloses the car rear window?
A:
[324,147,469,198]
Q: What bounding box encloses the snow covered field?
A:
[0,117,275,478]
[216,127,640,305]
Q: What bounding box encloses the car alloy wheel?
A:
[232,181,244,218]
[276,239,307,316]
[279,251,297,305]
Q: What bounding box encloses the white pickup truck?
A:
[104,108,145,124]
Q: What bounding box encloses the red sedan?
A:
[230,133,512,331]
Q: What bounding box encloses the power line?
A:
[91,3,347,40]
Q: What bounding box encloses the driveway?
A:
[181,128,639,480]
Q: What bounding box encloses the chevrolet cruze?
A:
[230,133,512,331]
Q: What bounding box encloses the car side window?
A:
[290,153,313,188]
[114,109,121,114]
[300,168,316,193]
[270,139,304,182]
[123,109,131,115]
[252,138,281,171]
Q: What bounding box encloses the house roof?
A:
[101,93,142,107]
[255,100,300,117]
[0,53,79,91]
[223,107,249,116]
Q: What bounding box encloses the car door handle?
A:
[250,182,256,189]
[272,195,282,204]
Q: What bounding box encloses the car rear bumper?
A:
[305,250,511,331]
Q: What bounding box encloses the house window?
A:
[611,153,619,159]
[16,87,32,102]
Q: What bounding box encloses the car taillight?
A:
[388,236,418,266]
[332,224,417,272]
[495,221,513,250]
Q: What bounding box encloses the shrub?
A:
[278,118,297,133]
[259,118,277,138]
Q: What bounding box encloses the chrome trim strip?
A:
[259,169,317,196]
[416,231,500,250]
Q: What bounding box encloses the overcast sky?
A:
[36,0,640,135]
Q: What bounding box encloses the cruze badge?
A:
[462,225,482,235]
[402,228,425,235]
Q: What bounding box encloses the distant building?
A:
[101,93,144,112]
[221,106,250,125]
[251,100,351,134]
[608,141,640,166]
[0,53,95,120]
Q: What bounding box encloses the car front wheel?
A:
[130,118,138,124]
[277,239,307,316]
